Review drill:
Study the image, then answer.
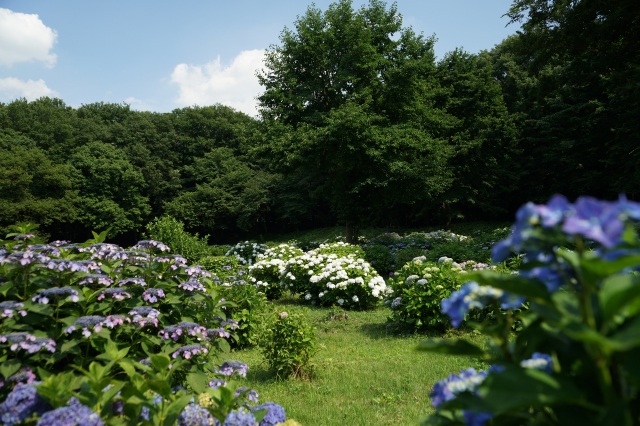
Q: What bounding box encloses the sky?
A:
[0,1,519,117]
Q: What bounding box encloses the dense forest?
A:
[1,0,638,245]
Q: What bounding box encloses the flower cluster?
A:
[159,322,207,341]
[0,301,27,318]
[32,287,79,304]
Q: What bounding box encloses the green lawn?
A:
[228,301,487,426]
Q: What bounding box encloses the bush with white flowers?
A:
[248,243,304,299]
[281,243,391,309]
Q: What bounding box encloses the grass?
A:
[228,300,488,426]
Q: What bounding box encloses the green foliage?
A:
[200,258,268,349]
[145,215,211,263]
[259,309,317,379]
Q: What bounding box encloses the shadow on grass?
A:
[357,321,443,340]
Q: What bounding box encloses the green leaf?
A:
[478,366,586,414]
[599,274,640,324]
[466,270,551,302]
[416,338,485,357]
[0,359,21,379]
[609,315,640,351]
[186,372,209,393]
[150,353,172,371]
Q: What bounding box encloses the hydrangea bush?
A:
[280,243,391,310]
[225,241,268,266]
[386,256,496,331]
[420,195,640,425]
[0,231,284,425]
[259,310,316,379]
[248,244,304,300]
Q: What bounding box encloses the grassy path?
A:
[228,303,485,425]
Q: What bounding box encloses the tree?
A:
[68,141,151,239]
[434,49,521,219]
[0,131,78,237]
[257,0,451,240]
[503,0,640,200]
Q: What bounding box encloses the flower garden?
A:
[2,195,640,425]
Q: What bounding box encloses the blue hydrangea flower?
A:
[0,382,50,426]
[223,408,256,426]
[430,368,488,408]
[463,410,493,426]
[441,282,523,328]
[36,397,103,426]
[178,403,218,426]
[252,402,286,426]
[520,352,554,374]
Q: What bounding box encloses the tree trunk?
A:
[345,222,358,244]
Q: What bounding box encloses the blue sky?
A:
[0,1,518,117]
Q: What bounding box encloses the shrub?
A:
[249,243,304,300]
[362,243,395,276]
[387,257,495,331]
[420,195,640,425]
[144,215,211,262]
[280,249,391,310]
[259,309,316,379]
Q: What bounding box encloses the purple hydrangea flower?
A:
[0,382,50,425]
[132,240,171,253]
[36,397,103,426]
[462,410,493,426]
[235,387,259,404]
[129,306,160,327]
[64,316,106,337]
[208,378,227,389]
[118,277,147,287]
[142,288,165,303]
[183,266,213,279]
[206,328,231,339]
[78,274,114,287]
[159,322,207,341]
[32,287,79,304]
[178,403,219,426]
[0,301,27,318]
[178,281,206,292]
[217,361,249,378]
[252,402,286,426]
[171,344,209,359]
[97,288,132,301]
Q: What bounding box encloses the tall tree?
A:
[257,0,451,240]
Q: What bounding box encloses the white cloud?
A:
[124,96,154,112]
[0,77,56,101]
[0,8,57,67]
[170,49,265,117]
